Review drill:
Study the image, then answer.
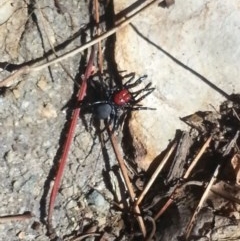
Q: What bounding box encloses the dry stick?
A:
[145,216,156,241]
[0,0,158,88]
[108,130,147,237]
[183,135,212,179]
[154,136,212,220]
[184,164,220,239]
[0,212,34,223]
[135,142,177,207]
[70,233,101,241]
[47,48,95,222]
[233,108,240,122]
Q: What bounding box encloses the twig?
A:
[183,136,212,179]
[135,142,177,206]
[70,233,101,241]
[0,0,158,87]
[145,216,156,241]
[154,136,212,220]
[0,212,34,223]
[223,131,239,156]
[108,128,147,237]
[47,48,95,224]
[184,164,220,239]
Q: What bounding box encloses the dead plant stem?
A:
[0,212,33,223]
[135,142,177,207]
[185,164,220,239]
[183,136,212,179]
[108,129,147,237]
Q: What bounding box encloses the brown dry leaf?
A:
[231,154,240,185]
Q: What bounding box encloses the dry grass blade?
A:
[69,233,101,241]
[145,216,156,241]
[108,128,147,237]
[223,131,239,157]
[135,142,177,207]
[183,135,212,179]
[0,0,158,88]
[0,212,34,223]
[184,164,220,239]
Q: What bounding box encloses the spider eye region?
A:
[113,89,132,106]
[93,103,112,119]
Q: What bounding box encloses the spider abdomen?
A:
[93,103,112,119]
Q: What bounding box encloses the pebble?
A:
[37,76,49,91]
[39,103,57,119]
[87,190,110,214]
[17,231,25,239]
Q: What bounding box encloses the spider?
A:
[81,75,155,131]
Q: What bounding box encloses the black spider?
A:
[81,75,155,131]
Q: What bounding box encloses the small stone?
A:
[4,150,15,163]
[12,88,21,99]
[17,231,25,239]
[65,199,76,210]
[31,221,41,231]
[37,76,49,91]
[87,190,110,214]
[39,103,57,119]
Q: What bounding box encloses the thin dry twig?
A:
[0,0,158,88]
[183,135,212,179]
[69,233,101,241]
[47,48,95,224]
[135,142,177,207]
[108,128,147,237]
[184,164,220,239]
[145,216,156,241]
[223,131,239,157]
[154,136,212,220]
[0,212,34,223]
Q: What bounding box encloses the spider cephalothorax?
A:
[82,75,155,131]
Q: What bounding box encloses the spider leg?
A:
[124,75,148,89]
[132,86,155,105]
[124,105,156,111]
[110,106,119,132]
[81,100,111,108]
[122,73,136,87]
[131,82,153,98]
